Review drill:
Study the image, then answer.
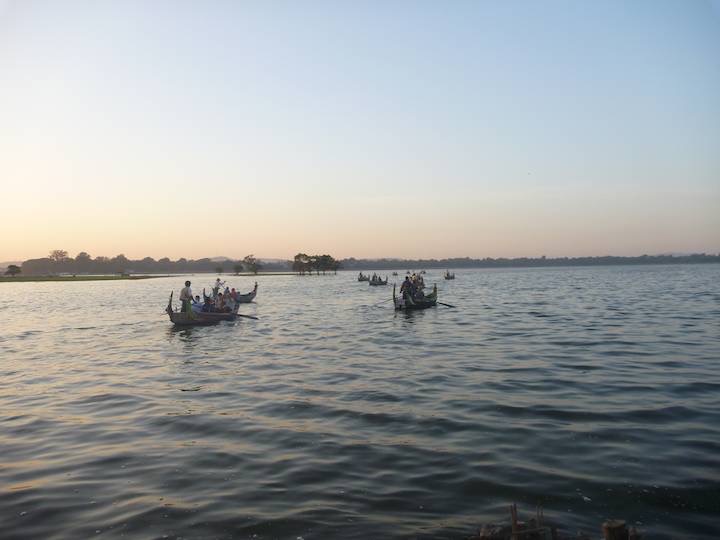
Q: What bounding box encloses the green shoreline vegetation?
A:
[3,250,719,281]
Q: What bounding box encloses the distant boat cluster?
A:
[166,270,458,325]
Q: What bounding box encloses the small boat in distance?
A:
[358,272,370,282]
[444,270,455,280]
[393,283,438,310]
[392,271,398,276]
[369,275,388,286]
[235,282,258,303]
[203,282,258,303]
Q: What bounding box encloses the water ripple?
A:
[1,266,719,539]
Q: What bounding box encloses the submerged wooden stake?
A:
[602,519,628,540]
[510,503,519,540]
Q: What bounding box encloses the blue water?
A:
[1,265,719,539]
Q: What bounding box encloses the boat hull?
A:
[166,291,239,326]
[169,312,237,326]
[234,282,258,303]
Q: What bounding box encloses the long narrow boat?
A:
[444,271,455,280]
[166,292,239,326]
[369,277,388,286]
[203,282,258,303]
[235,282,258,303]
[358,273,370,282]
[393,283,437,310]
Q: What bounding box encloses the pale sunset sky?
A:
[1,0,719,261]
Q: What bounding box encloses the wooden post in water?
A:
[602,519,629,540]
[510,503,519,540]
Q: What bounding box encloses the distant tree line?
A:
[13,251,719,276]
[19,250,276,276]
[339,253,720,270]
[292,253,341,275]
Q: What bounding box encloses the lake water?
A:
[1,265,719,539]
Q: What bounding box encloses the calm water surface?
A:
[1,266,719,539]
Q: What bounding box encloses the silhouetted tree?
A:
[49,249,68,263]
[215,266,224,274]
[316,254,335,274]
[292,253,339,275]
[93,256,110,273]
[4,264,20,276]
[243,255,260,274]
[233,263,243,275]
[75,252,92,273]
[110,254,129,274]
[293,253,310,275]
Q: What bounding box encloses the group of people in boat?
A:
[178,278,245,315]
[400,273,426,299]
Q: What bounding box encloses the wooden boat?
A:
[369,276,388,286]
[203,282,258,303]
[235,282,258,303]
[392,271,398,276]
[358,272,370,282]
[393,283,437,310]
[444,271,455,280]
[166,291,239,326]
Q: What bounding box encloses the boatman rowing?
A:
[179,280,193,314]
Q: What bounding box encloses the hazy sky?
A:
[1,0,719,261]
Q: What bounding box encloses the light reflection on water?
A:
[1,265,719,539]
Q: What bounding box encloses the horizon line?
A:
[4,250,720,265]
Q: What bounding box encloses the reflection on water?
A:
[1,266,719,539]
[168,325,201,343]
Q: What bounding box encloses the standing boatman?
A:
[179,280,193,314]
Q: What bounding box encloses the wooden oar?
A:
[437,301,456,308]
[370,298,393,308]
[236,313,259,320]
